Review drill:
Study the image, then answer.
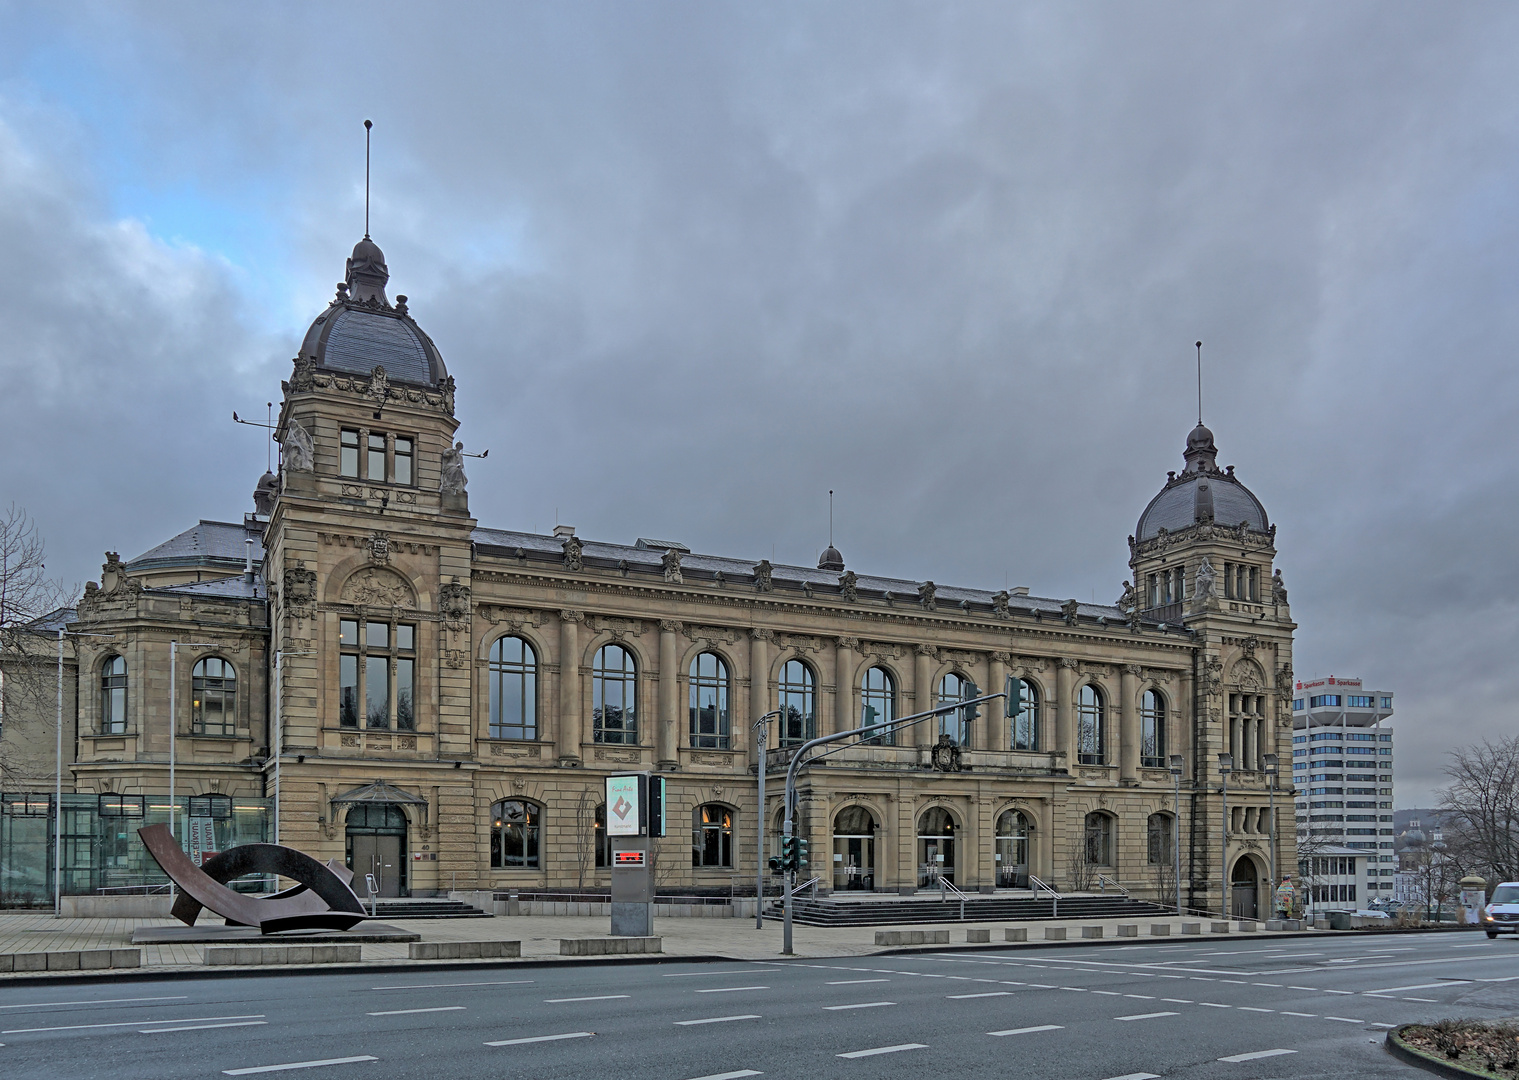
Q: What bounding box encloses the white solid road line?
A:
[1218,1049,1297,1063]
[1365,981,1470,994]
[987,1025,1064,1036]
[543,995,629,1003]
[947,992,1013,999]
[370,980,531,991]
[1324,1016,1365,1024]
[663,970,759,978]
[827,979,889,985]
[366,1006,467,1016]
[484,1032,595,1046]
[824,1002,895,1011]
[686,1072,763,1080]
[836,1043,928,1059]
[4,1014,265,1035]
[674,1015,762,1026]
[1114,1012,1178,1021]
[0,995,189,1011]
[142,1021,269,1034]
[1102,1073,1161,1080]
[694,987,769,994]
[223,1057,379,1076]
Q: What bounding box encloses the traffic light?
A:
[1005,674,1022,718]
[768,854,786,874]
[780,835,797,872]
[962,681,981,725]
[647,775,667,838]
[795,837,810,874]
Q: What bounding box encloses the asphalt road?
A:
[0,930,1514,1079]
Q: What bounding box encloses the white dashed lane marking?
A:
[1114,1012,1178,1022]
[836,1044,927,1059]
[674,1015,761,1026]
[988,1025,1063,1036]
[1219,1049,1296,1063]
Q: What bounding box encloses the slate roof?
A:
[1136,473,1269,541]
[299,302,447,388]
[472,526,1170,630]
[148,576,264,601]
[127,520,264,572]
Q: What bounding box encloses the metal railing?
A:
[1096,875,1129,897]
[939,876,970,920]
[786,877,821,900]
[1029,875,1063,919]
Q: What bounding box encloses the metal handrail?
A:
[1096,875,1129,897]
[939,876,969,920]
[786,877,821,900]
[1029,874,1062,919]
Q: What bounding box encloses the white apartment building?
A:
[1292,677,1396,907]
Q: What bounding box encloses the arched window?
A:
[996,809,1032,887]
[100,656,127,735]
[490,799,541,869]
[191,657,236,737]
[918,806,958,887]
[1077,684,1106,765]
[860,667,895,745]
[1010,678,1040,751]
[692,804,734,868]
[937,672,970,746]
[489,636,537,740]
[778,660,815,746]
[689,653,730,749]
[1147,812,1174,865]
[1141,689,1166,767]
[1083,811,1113,866]
[593,644,637,744]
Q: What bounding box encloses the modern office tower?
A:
[1292,678,1395,906]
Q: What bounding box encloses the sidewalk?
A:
[0,911,1310,980]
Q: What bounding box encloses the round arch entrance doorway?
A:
[346,804,409,898]
[917,807,957,888]
[1230,856,1260,919]
[832,806,877,891]
[996,809,1032,888]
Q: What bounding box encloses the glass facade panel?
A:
[778,660,816,746]
[367,433,386,480]
[100,656,127,735]
[1077,684,1106,764]
[393,438,413,485]
[191,657,236,737]
[340,429,359,477]
[692,804,733,868]
[1140,689,1165,767]
[937,672,969,746]
[1010,679,1039,750]
[365,656,389,729]
[339,654,359,728]
[395,658,414,731]
[489,799,540,868]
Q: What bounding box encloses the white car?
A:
[1483,882,1519,938]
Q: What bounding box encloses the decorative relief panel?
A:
[339,567,417,609]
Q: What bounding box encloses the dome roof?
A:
[817,544,845,572]
[297,237,447,388]
[1135,425,1270,542]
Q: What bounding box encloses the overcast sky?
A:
[2,2,1515,807]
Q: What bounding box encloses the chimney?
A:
[1010,586,1030,597]
[245,538,255,581]
[553,524,576,538]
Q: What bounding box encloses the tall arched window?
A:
[593,644,638,744]
[1084,811,1113,866]
[100,656,127,735]
[1147,812,1174,865]
[692,804,734,868]
[778,660,815,746]
[1141,689,1166,767]
[191,657,236,736]
[490,799,541,868]
[489,636,537,740]
[937,672,970,746]
[689,653,730,749]
[1010,678,1040,751]
[1077,684,1106,765]
[918,806,958,887]
[860,667,895,745]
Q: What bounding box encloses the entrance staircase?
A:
[369,898,492,919]
[769,893,1171,927]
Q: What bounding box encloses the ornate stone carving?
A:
[1059,657,1079,670]
[662,548,683,584]
[439,577,471,625]
[836,637,860,651]
[511,777,527,793]
[1272,569,1288,604]
[340,567,415,609]
[749,627,774,642]
[367,365,390,404]
[753,560,774,592]
[1116,580,1136,612]
[930,734,963,772]
[560,609,585,624]
[713,570,726,588]
[1192,556,1218,614]
[368,533,390,565]
[1125,663,1143,676]
[397,736,416,750]
[991,650,1011,664]
[340,733,360,747]
[918,581,937,611]
[440,375,456,416]
[283,561,317,619]
[659,620,684,635]
[1062,599,1079,625]
[915,642,939,659]
[288,353,316,392]
[562,535,583,572]
[445,649,468,668]
[282,420,314,473]
[991,590,1010,618]
[1275,664,1294,695]
[439,442,468,495]
[1230,658,1265,693]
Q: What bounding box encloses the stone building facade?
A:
[12,235,1298,915]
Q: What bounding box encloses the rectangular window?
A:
[339,654,359,728]
[340,429,360,478]
[393,438,413,486]
[368,433,386,481]
[395,658,414,731]
[1310,695,1342,708]
[1346,696,1374,708]
[365,655,389,729]
[1378,734,1392,742]
[366,621,389,649]
[1248,565,1259,601]
[395,624,414,651]
[1293,699,1304,711]
[1380,696,1392,709]
[1223,562,1235,599]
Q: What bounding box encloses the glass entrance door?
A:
[995,810,1030,888]
[832,807,877,891]
[917,807,956,887]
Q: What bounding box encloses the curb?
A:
[1385,1026,1500,1080]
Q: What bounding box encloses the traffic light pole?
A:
[753,709,780,930]
[780,688,1006,954]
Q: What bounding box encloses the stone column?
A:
[1056,658,1077,765]
[915,645,935,748]
[1231,715,1244,766]
[1120,663,1141,783]
[834,638,858,735]
[556,610,582,764]
[657,621,680,769]
[987,653,1009,751]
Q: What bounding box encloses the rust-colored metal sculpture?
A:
[139,824,367,934]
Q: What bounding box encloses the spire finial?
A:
[1195,340,1203,425]
[829,489,834,546]
[364,120,373,240]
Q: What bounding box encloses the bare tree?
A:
[0,505,76,787]
[1438,737,1519,883]
[572,788,594,890]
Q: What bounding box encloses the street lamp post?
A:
[1169,753,1184,916]
[1218,752,1233,919]
[1262,752,1279,905]
[169,641,217,839]
[753,709,779,930]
